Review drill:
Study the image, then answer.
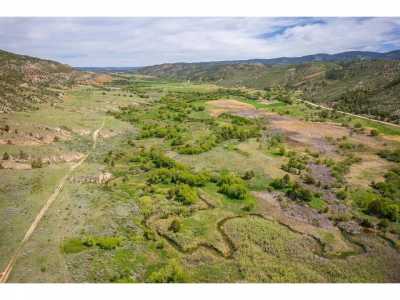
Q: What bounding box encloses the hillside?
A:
[137,51,400,123]
[0,49,109,113]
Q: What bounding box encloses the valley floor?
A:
[1,77,400,283]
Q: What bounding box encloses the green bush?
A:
[93,236,122,250]
[2,152,10,160]
[281,154,308,175]
[31,158,43,168]
[147,168,210,186]
[146,259,187,283]
[378,149,400,163]
[62,238,86,254]
[171,184,198,205]
[169,219,181,233]
[218,183,248,200]
[370,129,379,136]
[270,174,313,202]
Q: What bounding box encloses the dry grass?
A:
[347,153,394,187]
[206,99,256,117]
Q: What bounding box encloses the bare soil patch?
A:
[347,153,393,187]
[207,99,256,117]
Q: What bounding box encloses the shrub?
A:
[171,184,198,205]
[215,171,244,186]
[62,238,86,254]
[218,183,248,200]
[147,168,210,187]
[31,158,43,168]
[169,219,181,233]
[242,170,255,180]
[378,219,390,229]
[370,129,379,137]
[360,218,373,228]
[93,236,122,250]
[146,259,187,283]
[378,149,400,163]
[19,150,29,160]
[2,152,10,160]
[281,155,308,174]
[270,174,313,202]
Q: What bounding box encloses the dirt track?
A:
[298,99,400,129]
[0,120,105,283]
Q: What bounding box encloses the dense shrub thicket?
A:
[353,167,400,222]
[270,174,314,202]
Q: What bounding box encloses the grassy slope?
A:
[138,60,400,123]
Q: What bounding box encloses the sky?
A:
[1,17,400,67]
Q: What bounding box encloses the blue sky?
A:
[1,17,400,67]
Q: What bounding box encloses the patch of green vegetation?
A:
[281,152,309,175]
[62,238,87,254]
[324,154,362,183]
[169,184,198,205]
[146,259,188,283]
[62,236,122,254]
[378,148,400,163]
[112,91,262,156]
[350,167,400,222]
[309,196,327,212]
[270,174,313,203]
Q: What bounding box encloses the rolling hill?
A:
[0,49,108,113]
[137,50,400,123]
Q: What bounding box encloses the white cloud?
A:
[0,17,399,66]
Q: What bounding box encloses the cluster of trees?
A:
[281,152,309,175]
[270,174,315,202]
[177,135,217,155]
[325,68,345,80]
[114,87,265,157]
[323,154,361,183]
[352,167,400,222]
[168,184,198,205]
[139,124,185,140]
[213,171,249,200]
[146,259,187,283]
[147,167,210,187]
[134,149,251,202]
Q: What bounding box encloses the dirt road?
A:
[0,120,105,283]
[298,99,400,129]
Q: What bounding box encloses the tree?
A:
[2,152,10,160]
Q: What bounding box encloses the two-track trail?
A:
[0,120,105,283]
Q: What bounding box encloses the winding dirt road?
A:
[0,120,105,283]
[298,99,400,129]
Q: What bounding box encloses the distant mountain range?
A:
[199,49,400,65]
[75,67,140,73]
[76,50,400,72]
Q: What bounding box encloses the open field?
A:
[1,75,400,283]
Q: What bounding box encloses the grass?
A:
[309,197,327,211]
[3,75,400,283]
